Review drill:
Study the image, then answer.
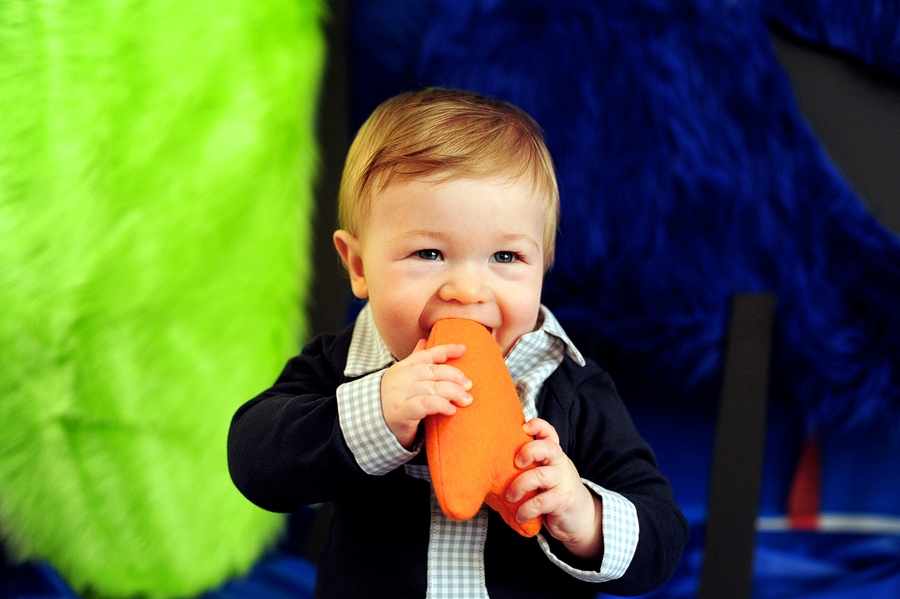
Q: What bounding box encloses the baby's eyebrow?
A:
[391,230,539,250]
[391,230,449,244]
[497,233,540,248]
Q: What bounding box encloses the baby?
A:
[228,87,687,598]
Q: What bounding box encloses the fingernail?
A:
[463,378,473,390]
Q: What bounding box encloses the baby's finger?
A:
[424,343,467,364]
[410,362,472,391]
[400,394,459,423]
[515,437,565,470]
[512,483,568,524]
[522,418,560,444]
[506,464,562,503]
[514,495,548,524]
[410,379,473,407]
[397,339,440,365]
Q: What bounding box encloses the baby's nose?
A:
[439,268,488,304]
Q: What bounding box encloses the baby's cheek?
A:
[371,309,419,361]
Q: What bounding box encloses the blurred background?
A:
[2,0,899,597]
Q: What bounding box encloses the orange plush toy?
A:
[425,318,543,537]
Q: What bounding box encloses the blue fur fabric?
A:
[350,0,900,432]
[760,0,900,75]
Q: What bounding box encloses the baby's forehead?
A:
[373,170,544,201]
[371,174,542,213]
[356,172,556,267]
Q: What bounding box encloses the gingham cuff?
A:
[537,480,639,582]
[337,370,420,476]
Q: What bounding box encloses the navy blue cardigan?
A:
[228,326,687,598]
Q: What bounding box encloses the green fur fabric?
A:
[0,1,324,597]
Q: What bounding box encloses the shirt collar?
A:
[533,305,586,367]
[343,302,586,378]
[344,302,394,377]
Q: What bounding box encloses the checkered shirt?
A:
[337,303,639,597]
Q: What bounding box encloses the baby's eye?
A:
[416,249,443,261]
[491,251,517,264]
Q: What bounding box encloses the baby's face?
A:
[353,175,545,360]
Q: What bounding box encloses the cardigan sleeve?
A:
[227,329,374,512]
[541,359,689,596]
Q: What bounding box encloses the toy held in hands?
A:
[425,318,543,537]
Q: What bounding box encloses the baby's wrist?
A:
[562,490,604,562]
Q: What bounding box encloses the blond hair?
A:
[338,87,559,268]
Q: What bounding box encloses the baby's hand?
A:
[507,418,604,561]
[381,339,473,448]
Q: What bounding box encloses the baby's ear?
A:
[333,230,368,299]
